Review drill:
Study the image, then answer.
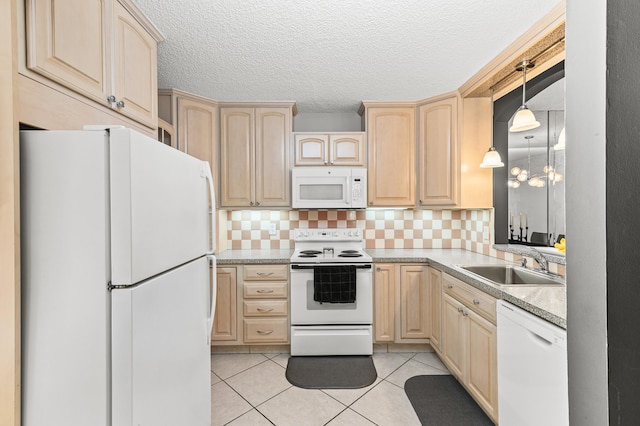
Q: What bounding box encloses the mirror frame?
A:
[493,61,565,244]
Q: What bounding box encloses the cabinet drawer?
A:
[243,265,288,281]
[244,300,288,317]
[443,274,496,323]
[243,281,288,299]
[243,318,289,343]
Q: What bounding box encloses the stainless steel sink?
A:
[458,264,565,286]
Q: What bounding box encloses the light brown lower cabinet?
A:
[212,267,238,343]
[373,263,429,344]
[241,265,289,344]
[427,266,442,352]
[441,273,498,423]
[212,264,290,346]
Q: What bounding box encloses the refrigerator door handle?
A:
[202,162,216,254]
[206,254,217,344]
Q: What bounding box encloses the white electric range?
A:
[289,228,373,356]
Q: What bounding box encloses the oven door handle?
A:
[291,264,372,269]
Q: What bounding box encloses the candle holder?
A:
[508,225,529,243]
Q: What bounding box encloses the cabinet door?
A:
[294,134,329,165]
[329,134,365,166]
[373,264,395,342]
[112,0,158,128]
[255,108,291,207]
[467,309,498,421]
[428,267,442,351]
[220,108,254,207]
[442,293,466,379]
[367,107,416,207]
[212,267,237,342]
[26,0,110,105]
[418,96,459,206]
[176,97,217,188]
[399,265,429,340]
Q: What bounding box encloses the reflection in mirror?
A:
[507,78,565,246]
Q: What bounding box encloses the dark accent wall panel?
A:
[606,1,640,424]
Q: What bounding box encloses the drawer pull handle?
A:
[473,299,480,305]
[256,289,274,294]
[257,307,274,313]
[447,284,454,289]
[257,272,274,276]
[257,329,274,335]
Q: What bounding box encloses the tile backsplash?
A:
[224,208,493,251]
[221,208,565,276]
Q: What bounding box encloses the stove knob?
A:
[348,231,353,237]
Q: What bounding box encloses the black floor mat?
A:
[285,356,377,389]
[404,375,494,425]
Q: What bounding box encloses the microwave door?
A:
[294,176,351,208]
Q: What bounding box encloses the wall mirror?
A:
[493,61,565,246]
[508,79,565,246]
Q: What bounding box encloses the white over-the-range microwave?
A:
[291,167,367,209]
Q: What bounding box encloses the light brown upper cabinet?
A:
[25,0,162,129]
[294,132,365,166]
[360,103,416,207]
[158,89,218,191]
[220,104,295,208]
[417,94,460,207]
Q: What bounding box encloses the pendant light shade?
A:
[480,146,504,168]
[554,127,566,150]
[509,59,540,133]
[509,106,540,132]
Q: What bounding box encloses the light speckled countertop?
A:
[214,248,566,328]
[216,249,293,264]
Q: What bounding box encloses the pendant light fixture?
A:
[509,59,541,132]
[480,146,504,168]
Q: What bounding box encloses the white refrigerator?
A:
[20,127,216,426]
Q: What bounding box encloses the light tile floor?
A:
[211,351,450,426]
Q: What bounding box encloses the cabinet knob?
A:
[462,310,468,317]
[457,306,464,313]
[473,299,480,305]
[107,95,116,103]
[446,284,454,289]
[256,201,260,206]
[116,100,125,108]
[250,201,254,206]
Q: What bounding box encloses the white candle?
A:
[519,213,522,228]
[526,213,529,228]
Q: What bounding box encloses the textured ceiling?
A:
[134,0,562,113]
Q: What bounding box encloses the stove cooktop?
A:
[291,228,372,263]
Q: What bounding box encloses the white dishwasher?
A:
[497,300,568,426]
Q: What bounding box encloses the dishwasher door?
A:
[497,300,568,426]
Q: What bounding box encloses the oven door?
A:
[290,264,373,325]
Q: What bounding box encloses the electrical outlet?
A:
[269,223,277,235]
[483,226,490,242]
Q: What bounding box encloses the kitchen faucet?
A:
[529,248,548,273]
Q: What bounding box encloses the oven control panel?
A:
[293,228,362,241]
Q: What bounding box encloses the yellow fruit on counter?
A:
[554,238,566,253]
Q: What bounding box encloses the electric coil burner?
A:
[290,228,373,356]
